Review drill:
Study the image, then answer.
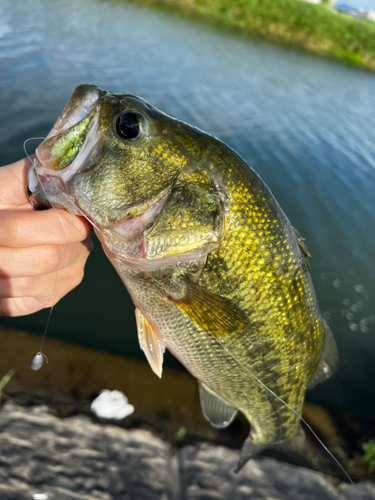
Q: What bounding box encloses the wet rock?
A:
[178,443,341,500]
[0,402,170,500]
[343,482,375,500]
[0,402,374,500]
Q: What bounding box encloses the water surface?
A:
[0,0,374,416]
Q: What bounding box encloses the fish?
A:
[27,84,339,471]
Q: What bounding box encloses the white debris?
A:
[33,494,48,500]
[90,389,134,420]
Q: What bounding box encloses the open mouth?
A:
[27,85,104,209]
[34,109,100,182]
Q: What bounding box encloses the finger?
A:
[0,261,85,299]
[0,209,92,248]
[0,237,93,278]
[0,272,82,316]
[0,158,34,211]
[0,297,48,317]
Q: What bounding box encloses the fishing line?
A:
[24,138,68,370]
[23,137,46,151]
[215,337,360,497]
[137,258,359,496]
[224,224,362,498]
[90,212,361,497]
[36,171,360,497]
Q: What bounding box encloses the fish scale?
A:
[119,262,282,445]
[27,84,339,468]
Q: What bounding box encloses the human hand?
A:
[0,158,93,316]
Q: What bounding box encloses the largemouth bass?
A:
[27,84,338,470]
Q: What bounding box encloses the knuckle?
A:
[18,276,38,295]
[42,245,65,272]
[59,211,91,242]
[72,216,92,241]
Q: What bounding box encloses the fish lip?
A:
[27,157,68,209]
[28,192,52,210]
[32,109,101,186]
[27,106,101,213]
[45,85,105,140]
[29,85,104,193]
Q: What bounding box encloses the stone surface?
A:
[0,402,170,500]
[343,482,375,500]
[0,402,373,500]
[179,443,340,500]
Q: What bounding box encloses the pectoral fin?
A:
[171,278,249,338]
[135,308,165,378]
[198,382,238,429]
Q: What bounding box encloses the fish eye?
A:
[116,111,145,141]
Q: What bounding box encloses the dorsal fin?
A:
[198,382,238,429]
[135,308,165,378]
[294,228,311,270]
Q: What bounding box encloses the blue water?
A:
[341,0,375,9]
[0,0,374,417]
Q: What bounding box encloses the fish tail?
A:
[234,427,307,474]
[233,435,265,473]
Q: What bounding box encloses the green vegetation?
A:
[175,426,187,440]
[363,439,375,472]
[0,369,15,400]
[136,0,375,70]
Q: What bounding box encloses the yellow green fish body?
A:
[28,84,338,469]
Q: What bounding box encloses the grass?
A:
[363,439,375,473]
[0,369,15,400]
[134,0,375,70]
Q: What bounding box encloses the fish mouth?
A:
[28,85,105,210]
[28,168,66,210]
